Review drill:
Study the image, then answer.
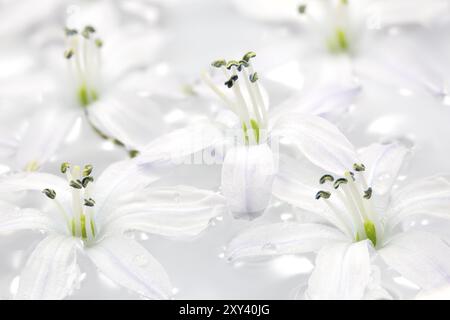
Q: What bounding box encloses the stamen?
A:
[353,163,366,172]
[42,188,56,199]
[61,162,70,174]
[320,174,334,184]
[315,190,331,200]
[82,164,93,177]
[363,187,372,199]
[298,4,307,14]
[333,178,348,189]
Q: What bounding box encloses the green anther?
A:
[82,164,93,177]
[249,72,259,83]
[320,174,334,184]
[81,176,94,188]
[64,49,74,59]
[242,52,256,62]
[315,190,331,200]
[81,25,96,38]
[129,150,140,158]
[250,119,260,144]
[239,60,249,68]
[211,59,226,68]
[64,27,78,36]
[333,178,348,189]
[71,214,95,239]
[95,38,103,48]
[69,180,83,189]
[84,198,95,207]
[226,60,240,70]
[298,4,307,14]
[42,188,56,199]
[341,0,348,5]
[363,187,373,199]
[364,220,377,247]
[225,75,238,88]
[353,163,366,172]
[61,162,70,174]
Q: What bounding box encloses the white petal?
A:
[94,159,162,223]
[137,121,224,167]
[379,231,450,290]
[231,0,300,22]
[272,154,324,213]
[367,0,449,26]
[15,234,80,300]
[271,113,357,174]
[0,201,56,234]
[105,186,226,238]
[387,175,450,229]
[226,222,347,261]
[86,235,172,299]
[221,144,276,218]
[0,171,69,197]
[87,92,164,150]
[14,108,78,170]
[306,240,372,299]
[358,142,409,195]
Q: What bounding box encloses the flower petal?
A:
[86,235,172,299]
[271,113,357,174]
[358,142,410,195]
[0,201,56,234]
[226,222,347,261]
[0,171,69,196]
[105,186,226,238]
[306,240,372,300]
[379,231,450,290]
[14,108,78,171]
[15,234,80,300]
[387,175,450,230]
[87,92,165,150]
[94,159,162,223]
[137,121,224,167]
[221,144,276,219]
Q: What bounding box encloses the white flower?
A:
[0,160,226,299]
[0,3,169,173]
[231,0,450,95]
[136,52,359,219]
[226,142,450,299]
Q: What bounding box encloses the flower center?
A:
[315,163,382,247]
[299,0,352,54]
[201,52,268,145]
[42,162,97,242]
[64,26,103,107]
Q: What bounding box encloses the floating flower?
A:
[136,52,358,219]
[226,142,450,299]
[0,160,225,299]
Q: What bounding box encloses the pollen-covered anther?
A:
[70,180,83,189]
[84,198,96,207]
[242,51,256,62]
[211,59,227,68]
[333,178,348,189]
[82,164,93,177]
[363,187,373,199]
[353,163,366,172]
[42,188,56,199]
[315,190,331,200]
[298,4,307,14]
[319,174,334,184]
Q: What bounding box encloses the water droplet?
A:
[172,287,179,295]
[280,212,294,222]
[133,255,149,267]
[377,173,391,182]
[218,252,225,259]
[216,216,223,221]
